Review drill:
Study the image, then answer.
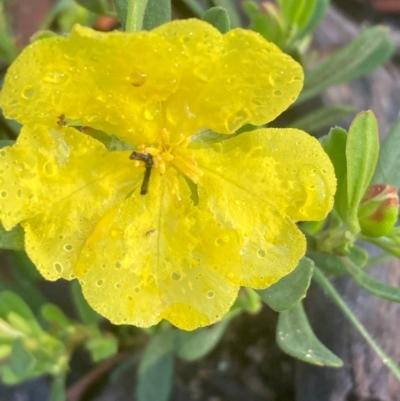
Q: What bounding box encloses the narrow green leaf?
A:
[320,127,348,223]
[211,0,241,27]
[113,0,128,26]
[313,267,400,380]
[0,292,43,336]
[298,27,395,103]
[0,140,14,148]
[137,330,175,401]
[289,105,354,133]
[71,281,102,326]
[342,257,400,302]
[258,257,314,311]
[8,339,35,377]
[296,0,329,40]
[0,28,17,64]
[49,374,67,401]
[179,0,206,17]
[143,0,171,30]
[243,1,284,46]
[0,223,24,250]
[203,7,230,33]
[373,115,400,186]
[277,301,343,367]
[74,0,113,14]
[41,304,70,328]
[176,319,229,361]
[308,251,346,275]
[280,0,317,33]
[308,246,368,276]
[346,111,380,233]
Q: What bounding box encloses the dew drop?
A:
[127,295,133,301]
[134,287,140,293]
[43,162,55,175]
[115,283,121,289]
[171,271,181,281]
[257,249,266,258]
[96,279,104,287]
[274,90,282,96]
[130,70,147,87]
[64,244,73,251]
[17,189,22,198]
[215,237,224,246]
[22,86,36,99]
[0,191,7,198]
[0,150,6,157]
[207,291,215,298]
[115,261,122,269]
[54,263,63,273]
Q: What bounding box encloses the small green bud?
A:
[358,184,399,237]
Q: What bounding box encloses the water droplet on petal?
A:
[22,86,36,99]
[171,272,181,281]
[54,263,63,273]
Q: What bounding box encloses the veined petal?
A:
[193,128,336,223]
[0,20,303,146]
[0,125,139,280]
[76,172,240,330]
[192,128,336,287]
[154,20,304,134]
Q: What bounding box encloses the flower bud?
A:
[358,184,399,237]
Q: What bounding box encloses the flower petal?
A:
[0,125,139,280]
[76,172,240,330]
[0,20,303,145]
[192,128,336,287]
[193,128,336,223]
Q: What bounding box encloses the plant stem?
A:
[313,267,400,382]
[126,0,149,32]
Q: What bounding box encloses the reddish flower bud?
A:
[358,184,399,237]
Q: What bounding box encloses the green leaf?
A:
[143,0,171,30]
[211,0,241,27]
[277,301,343,367]
[203,7,230,33]
[346,111,380,233]
[30,30,59,42]
[0,292,43,336]
[113,0,128,26]
[289,105,354,133]
[342,257,400,302]
[0,223,24,250]
[308,245,368,276]
[85,335,118,362]
[8,339,35,377]
[296,0,329,40]
[48,374,67,401]
[71,281,102,326]
[137,330,175,401]
[279,0,318,34]
[0,28,17,64]
[176,319,229,361]
[179,0,206,17]
[373,115,400,186]
[298,27,395,103]
[41,304,70,328]
[0,140,14,148]
[258,257,314,311]
[243,1,284,46]
[74,0,114,14]
[320,127,348,223]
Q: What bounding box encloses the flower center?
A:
[130,128,203,194]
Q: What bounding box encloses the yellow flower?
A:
[0,20,336,330]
